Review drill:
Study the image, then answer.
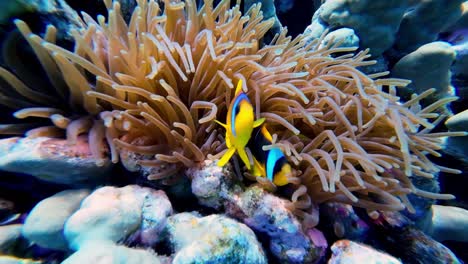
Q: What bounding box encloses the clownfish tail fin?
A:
[253,117,265,128]
[217,147,236,167]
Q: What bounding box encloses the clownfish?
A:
[247,124,291,186]
[215,79,265,169]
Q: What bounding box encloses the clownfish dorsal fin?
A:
[214,119,227,128]
[253,118,265,128]
[235,79,243,95]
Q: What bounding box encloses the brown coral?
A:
[0,0,464,213]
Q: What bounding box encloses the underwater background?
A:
[0,0,467,263]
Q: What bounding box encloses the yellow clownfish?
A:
[215,80,265,169]
[247,124,291,186]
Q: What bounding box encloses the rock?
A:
[452,41,468,79]
[445,109,468,131]
[275,0,295,13]
[64,185,172,250]
[0,137,112,185]
[0,256,41,264]
[22,189,90,251]
[328,240,402,264]
[187,160,323,263]
[445,1,468,33]
[165,213,267,264]
[442,135,468,163]
[0,224,22,254]
[244,0,282,38]
[311,0,410,56]
[303,16,328,43]
[358,55,389,75]
[368,211,462,264]
[62,242,166,264]
[420,205,468,242]
[305,228,328,260]
[0,198,16,224]
[395,0,464,52]
[2,0,83,39]
[320,28,359,49]
[391,41,456,106]
[0,1,29,25]
[443,110,468,163]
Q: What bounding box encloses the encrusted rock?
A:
[0,137,112,185]
[22,189,90,251]
[328,240,402,264]
[229,187,318,264]
[64,185,172,250]
[165,213,267,264]
[62,242,167,264]
[187,160,323,263]
[320,202,369,240]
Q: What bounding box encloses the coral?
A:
[0,0,464,214]
[395,0,465,52]
[308,0,410,56]
[391,41,456,106]
[22,189,90,250]
[62,242,167,264]
[0,224,22,254]
[64,185,172,250]
[0,136,111,185]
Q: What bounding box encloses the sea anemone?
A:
[0,0,464,214]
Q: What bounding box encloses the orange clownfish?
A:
[215,80,265,169]
[247,124,291,186]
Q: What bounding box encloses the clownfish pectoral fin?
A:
[253,118,265,128]
[237,147,252,170]
[214,120,227,128]
[217,147,236,167]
